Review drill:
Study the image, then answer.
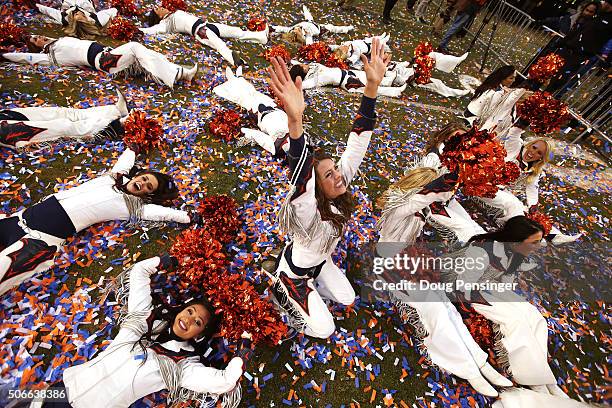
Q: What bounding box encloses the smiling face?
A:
[126,173,159,197]
[172,303,210,340]
[315,158,346,200]
[512,230,544,256]
[30,35,53,49]
[522,140,548,163]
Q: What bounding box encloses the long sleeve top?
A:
[285,95,376,266]
[62,257,243,408]
[139,10,200,35]
[3,37,99,68]
[301,63,344,89]
[53,148,190,232]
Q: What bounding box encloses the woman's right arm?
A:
[2,53,51,66]
[111,148,136,174]
[127,256,162,313]
[139,19,169,34]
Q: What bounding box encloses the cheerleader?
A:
[476,136,581,245]
[39,256,247,408]
[213,67,290,157]
[36,0,118,39]
[289,62,407,98]
[264,38,389,339]
[0,148,192,295]
[330,33,391,67]
[2,35,198,89]
[0,90,128,150]
[141,6,268,66]
[272,5,354,46]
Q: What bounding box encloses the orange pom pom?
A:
[208,109,242,142]
[528,53,565,83]
[122,110,164,153]
[106,16,141,42]
[247,17,267,32]
[516,91,570,134]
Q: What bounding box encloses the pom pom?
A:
[297,42,349,69]
[110,0,140,16]
[528,53,565,83]
[527,210,553,236]
[246,17,267,32]
[262,44,291,63]
[441,125,521,198]
[171,223,288,345]
[171,229,229,285]
[413,42,435,84]
[0,21,27,47]
[105,16,141,42]
[122,110,164,153]
[208,109,242,142]
[463,309,495,350]
[516,91,570,134]
[161,0,186,12]
[197,195,241,244]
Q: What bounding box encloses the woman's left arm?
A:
[180,357,244,395]
[142,204,191,223]
[525,174,540,208]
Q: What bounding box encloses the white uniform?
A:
[63,257,243,408]
[272,5,353,45]
[0,149,190,295]
[140,10,268,65]
[213,68,289,155]
[0,102,123,149]
[36,0,117,28]
[2,37,188,89]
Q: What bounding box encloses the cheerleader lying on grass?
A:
[0,148,193,296]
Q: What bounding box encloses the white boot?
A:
[480,363,513,387]
[430,51,469,73]
[551,233,582,245]
[468,376,499,397]
[116,89,129,117]
[181,63,198,82]
[392,66,415,86]
[375,83,407,98]
[529,385,551,394]
[546,384,569,398]
[239,128,277,154]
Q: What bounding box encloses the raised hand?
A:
[360,37,391,98]
[267,56,305,138]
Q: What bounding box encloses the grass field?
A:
[0,0,610,407]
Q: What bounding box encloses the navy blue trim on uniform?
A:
[284,243,326,278]
[23,196,76,239]
[87,42,106,68]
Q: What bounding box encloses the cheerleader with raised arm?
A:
[213,67,290,157]
[272,5,353,46]
[2,35,198,89]
[264,38,389,339]
[141,6,269,66]
[36,0,118,40]
[38,255,247,408]
[0,148,193,295]
[0,90,128,150]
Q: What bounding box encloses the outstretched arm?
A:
[111,148,137,174]
[339,37,391,183]
[2,52,51,66]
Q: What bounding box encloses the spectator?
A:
[383,0,418,24]
[437,0,487,53]
[536,1,599,35]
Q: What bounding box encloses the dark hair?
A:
[133,295,222,362]
[26,36,44,53]
[289,65,307,83]
[473,65,515,98]
[580,1,600,13]
[469,215,545,243]
[146,10,162,27]
[423,121,468,154]
[114,166,179,205]
[313,149,355,236]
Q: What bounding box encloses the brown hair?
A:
[423,121,469,154]
[26,36,44,53]
[376,167,439,208]
[313,149,355,236]
[64,13,105,40]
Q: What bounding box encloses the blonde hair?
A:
[376,167,439,209]
[332,45,349,61]
[63,14,104,40]
[281,28,305,45]
[524,138,554,183]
